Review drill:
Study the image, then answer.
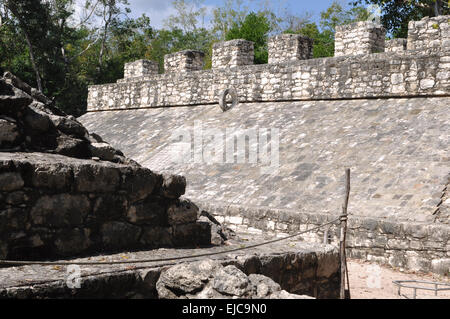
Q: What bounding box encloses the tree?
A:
[212,0,249,40]
[225,12,273,64]
[164,0,208,33]
[351,0,450,38]
[320,1,369,33]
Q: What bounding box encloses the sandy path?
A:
[347,259,450,299]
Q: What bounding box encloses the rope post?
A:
[340,168,350,299]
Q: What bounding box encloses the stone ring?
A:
[219,88,238,112]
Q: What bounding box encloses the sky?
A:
[77,0,348,30]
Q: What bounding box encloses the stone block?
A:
[212,39,254,68]
[335,21,386,56]
[124,59,159,78]
[164,50,204,73]
[268,34,313,63]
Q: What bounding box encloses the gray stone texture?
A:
[407,15,450,51]
[385,38,407,53]
[212,39,254,69]
[268,34,313,64]
[156,260,313,299]
[124,59,159,78]
[335,21,386,56]
[164,50,205,73]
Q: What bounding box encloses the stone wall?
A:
[0,152,211,260]
[198,202,450,275]
[87,49,450,111]
[334,21,385,57]
[268,34,313,64]
[385,38,407,53]
[212,39,254,69]
[164,50,205,73]
[407,15,450,51]
[87,15,450,111]
[124,60,159,79]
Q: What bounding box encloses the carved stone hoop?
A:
[219,88,238,112]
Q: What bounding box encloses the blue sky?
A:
[123,0,349,29]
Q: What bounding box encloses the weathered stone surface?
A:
[156,260,314,299]
[124,59,159,78]
[0,172,24,191]
[164,50,204,73]
[335,21,385,56]
[73,164,121,192]
[80,97,449,224]
[160,173,186,199]
[30,194,90,227]
[122,167,157,202]
[0,118,20,146]
[408,16,450,51]
[212,39,254,69]
[268,34,313,64]
[127,197,166,225]
[101,221,141,249]
[167,199,199,225]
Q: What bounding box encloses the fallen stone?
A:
[156,260,314,299]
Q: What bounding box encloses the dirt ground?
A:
[347,258,450,299]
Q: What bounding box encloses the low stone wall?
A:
[87,48,450,111]
[0,152,212,260]
[197,201,450,275]
[0,235,340,299]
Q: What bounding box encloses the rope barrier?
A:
[0,217,340,266]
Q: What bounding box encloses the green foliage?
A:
[225,12,272,64]
[320,1,369,32]
[352,0,450,38]
[286,23,335,58]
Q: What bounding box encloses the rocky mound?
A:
[156,259,313,299]
[0,72,134,165]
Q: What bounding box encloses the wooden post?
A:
[340,168,350,299]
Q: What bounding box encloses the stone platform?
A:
[0,233,340,299]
